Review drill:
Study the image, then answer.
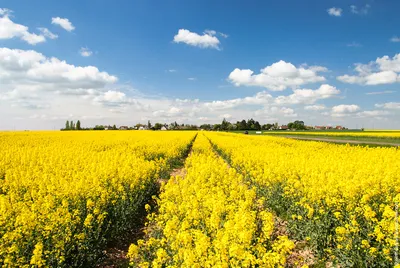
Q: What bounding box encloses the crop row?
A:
[128,134,294,267]
[206,132,400,267]
[0,131,196,267]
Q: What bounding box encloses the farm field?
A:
[261,131,400,147]
[1,131,399,267]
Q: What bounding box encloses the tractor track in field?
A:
[97,135,197,268]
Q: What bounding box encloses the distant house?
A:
[336,126,344,130]
[326,126,333,130]
[315,126,326,130]
[119,126,129,130]
[161,126,167,131]
[279,125,289,130]
[104,127,110,130]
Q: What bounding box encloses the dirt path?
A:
[283,136,400,147]
[98,136,196,268]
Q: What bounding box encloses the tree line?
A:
[61,119,307,131]
[62,120,82,131]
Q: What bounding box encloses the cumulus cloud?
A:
[38,28,58,39]
[304,105,326,111]
[327,7,342,17]
[255,106,297,118]
[79,47,93,57]
[204,91,273,110]
[153,107,183,117]
[0,47,118,106]
[228,60,326,91]
[173,29,220,49]
[93,90,140,108]
[0,9,46,45]
[331,104,360,117]
[51,17,75,32]
[275,84,340,104]
[337,53,400,85]
[391,36,400,43]
[375,102,400,109]
[356,110,390,117]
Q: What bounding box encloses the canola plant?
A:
[206,132,400,267]
[1,130,399,267]
[0,131,195,267]
[128,134,294,267]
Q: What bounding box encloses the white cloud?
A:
[356,110,390,117]
[173,29,220,49]
[375,102,400,110]
[228,60,326,91]
[153,107,182,117]
[327,7,342,17]
[337,53,400,85]
[275,84,340,104]
[93,90,139,107]
[390,36,400,43]
[0,8,12,16]
[255,106,297,118]
[204,91,273,110]
[332,104,360,113]
[187,77,197,81]
[304,105,326,111]
[79,47,93,57]
[331,104,360,117]
[51,17,75,32]
[167,69,177,73]
[0,10,46,45]
[219,113,232,119]
[204,29,216,36]
[38,28,58,39]
[0,47,117,95]
[350,4,370,15]
[366,90,395,95]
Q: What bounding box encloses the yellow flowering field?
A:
[206,132,400,267]
[0,131,195,267]
[128,134,294,267]
[266,131,400,138]
[1,130,399,267]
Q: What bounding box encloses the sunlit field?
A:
[1,131,399,267]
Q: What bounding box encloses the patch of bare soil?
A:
[272,217,316,267]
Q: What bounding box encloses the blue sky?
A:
[1,0,400,129]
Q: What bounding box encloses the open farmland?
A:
[0,131,399,267]
[264,131,400,146]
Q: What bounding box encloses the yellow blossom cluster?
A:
[128,134,294,267]
[0,131,195,267]
[206,132,400,266]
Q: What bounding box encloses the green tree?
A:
[148,120,152,129]
[154,123,163,130]
[76,120,81,130]
[221,118,230,131]
[213,124,221,131]
[70,121,74,130]
[65,120,70,130]
[239,120,247,130]
[254,121,261,130]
